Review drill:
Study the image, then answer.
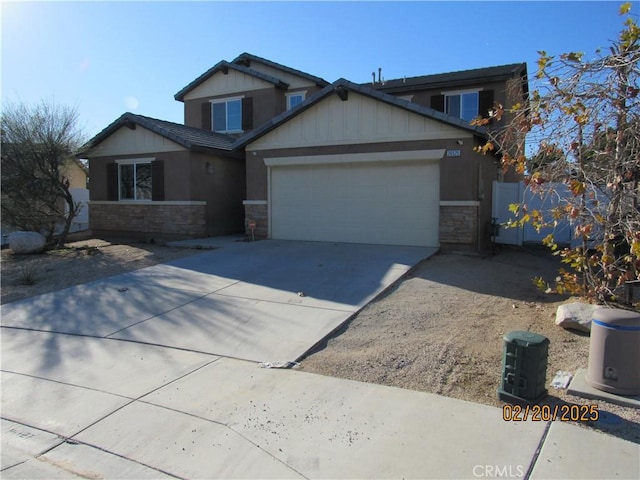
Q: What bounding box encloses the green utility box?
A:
[498,331,550,404]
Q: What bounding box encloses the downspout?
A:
[477,162,483,251]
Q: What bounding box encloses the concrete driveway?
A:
[1,240,433,362]
[2,240,638,479]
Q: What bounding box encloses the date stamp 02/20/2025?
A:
[502,404,599,422]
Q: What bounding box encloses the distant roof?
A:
[174,60,289,102]
[233,78,487,149]
[78,113,238,156]
[369,63,528,93]
[232,52,330,87]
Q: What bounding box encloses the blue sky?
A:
[1,1,629,139]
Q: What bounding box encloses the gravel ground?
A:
[1,234,200,305]
[301,247,640,444]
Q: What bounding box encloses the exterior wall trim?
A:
[439,200,480,206]
[263,149,446,167]
[90,201,207,206]
[242,200,268,205]
[115,157,155,164]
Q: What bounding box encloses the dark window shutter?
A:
[201,102,212,131]
[242,97,253,131]
[431,94,445,112]
[479,90,494,122]
[151,160,165,201]
[106,163,118,200]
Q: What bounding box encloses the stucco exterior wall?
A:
[245,138,494,203]
[89,150,193,202]
[88,148,245,237]
[184,85,324,132]
[244,136,501,249]
[62,161,88,189]
[189,152,246,235]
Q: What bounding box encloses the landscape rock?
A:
[555,302,603,333]
[8,231,47,254]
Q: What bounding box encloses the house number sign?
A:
[446,150,461,157]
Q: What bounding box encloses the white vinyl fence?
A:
[491,181,577,246]
[1,188,89,246]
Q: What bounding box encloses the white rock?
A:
[8,231,47,254]
[555,302,603,333]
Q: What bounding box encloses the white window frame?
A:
[443,88,482,122]
[286,91,306,110]
[211,96,244,133]
[116,158,154,201]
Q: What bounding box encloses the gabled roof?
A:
[78,113,238,156]
[233,78,488,150]
[174,60,289,102]
[370,63,528,93]
[232,52,330,88]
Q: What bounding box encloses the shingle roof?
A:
[370,63,528,93]
[233,78,487,149]
[78,113,238,156]
[174,61,289,102]
[232,52,330,87]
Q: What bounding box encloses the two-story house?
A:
[81,53,527,249]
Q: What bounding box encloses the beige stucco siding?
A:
[249,92,472,151]
[183,69,274,101]
[62,161,88,189]
[87,126,185,157]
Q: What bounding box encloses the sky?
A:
[0,1,631,140]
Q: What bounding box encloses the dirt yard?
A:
[0,234,200,305]
[301,247,640,443]
[1,237,638,443]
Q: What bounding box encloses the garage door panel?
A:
[271,161,439,247]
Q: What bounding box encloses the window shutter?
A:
[106,163,118,201]
[201,102,212,131]
[431,94,445,112]
[151,160,165,201]
[479,90,494,122]
[242,97,253,131]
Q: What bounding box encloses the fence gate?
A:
[492,181,574,246]
[492,181,523,245]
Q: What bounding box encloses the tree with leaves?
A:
[475,3,640,303]
[1,99,87,247]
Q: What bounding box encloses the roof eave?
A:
[234,79,489,149]
[232,52,330,88]
[175,61,290,102]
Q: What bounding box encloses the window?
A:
[445,91,479,122]
[286,92,305,110]
[212,97,243,133]
[119,161,152,200]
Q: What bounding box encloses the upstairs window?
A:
[445,91,479,122]
[119,161,152,201]
[286,92,305,110]
[212,97,243,133]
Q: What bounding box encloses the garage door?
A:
[269,158,440,247]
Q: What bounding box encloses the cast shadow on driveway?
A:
[0,240,433,366]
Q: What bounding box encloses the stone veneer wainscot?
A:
[243,200,268,238]
[439,202,479,245]
[89,201,207,238]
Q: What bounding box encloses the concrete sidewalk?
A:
[1,240,638,479]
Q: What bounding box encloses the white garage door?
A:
[270,159,440,247]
